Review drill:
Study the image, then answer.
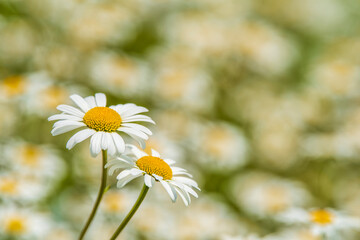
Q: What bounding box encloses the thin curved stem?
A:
[109,184,149,240]
[78,150,108,240]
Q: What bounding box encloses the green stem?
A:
[78,150,108,240]
[109,184,150,240]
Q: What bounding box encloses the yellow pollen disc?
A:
[310,209,333,225]
[136,156,173,180]
[41,86,68,109]
[83,107,122,132]
[3,76,26,96]
[20,145,42,167]
[104,192,125,212]
[5,217,26,234]
[0,178,18,194]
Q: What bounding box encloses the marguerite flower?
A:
[106,145,200,206]
[0,205,51,239]
[277,207,360,238]
[48,93,154,156]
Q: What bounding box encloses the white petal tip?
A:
[50,130,58,136]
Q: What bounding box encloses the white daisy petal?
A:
[181,184,199,198]
[151,149,161,157]
[128,145,147,158]
[51,123,85,136]
[122,115,155,124]
[174,187,190,206]
[164,158,176,165]
[111,104,136,115]
[57,104,85,117]
[106,133,116,156]
[70,94,90,112]
[66,129,96,149]
[53,120,84,129]
[129,168,143,175]
[171,167,188,173]
[172,167,193,177]
[144,174,154,187]
[95,93,106,107]
[172,177,199,189]
[153,174,163,181]
[120,106,149,118]
[160,180,177,202]
[117,173,142,188]
[118,127,149,140]
[121,123,152,135]
[90,132,103,157]
[84,96,96,108]
[109,105,120,112]
[101,132,109,150]
[104,160,117,169]
[134,136,146,149]
[48,114,83,122]
[119,155,137,164]
[111,133,125,153]
[124,135,148,147]
[107,157,134,166]
[106,161,131,176]
[311,225,323,236]
[116,169,132,181]
[171,181,192,203]
[173,171,193,178]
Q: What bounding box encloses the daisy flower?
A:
[277,207,360,238]
[48,93,154,156]
[231,172,311,218]
[106,145,200,206]
[0,173,52,204]
[0,205,51,239]
[3,141,66,181]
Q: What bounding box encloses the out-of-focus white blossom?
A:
[277,208,360,239]
[232,172,311,218]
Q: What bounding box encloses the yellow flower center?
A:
[5,216,27,234]
[0,178,18,194]
[20,145,42,167]
[2,76,26,97]
[310,209,333,225]
[40,86,68,109]
[83,107,122,132]
[104,192,125,212]
[136,156,173,180]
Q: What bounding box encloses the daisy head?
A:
[308,208,360,237]
[277,207,360,238]
[106,145,200,206]
[0,206,51,239]
[48,93,155,157]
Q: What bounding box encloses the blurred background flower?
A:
[1,0,360,239]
